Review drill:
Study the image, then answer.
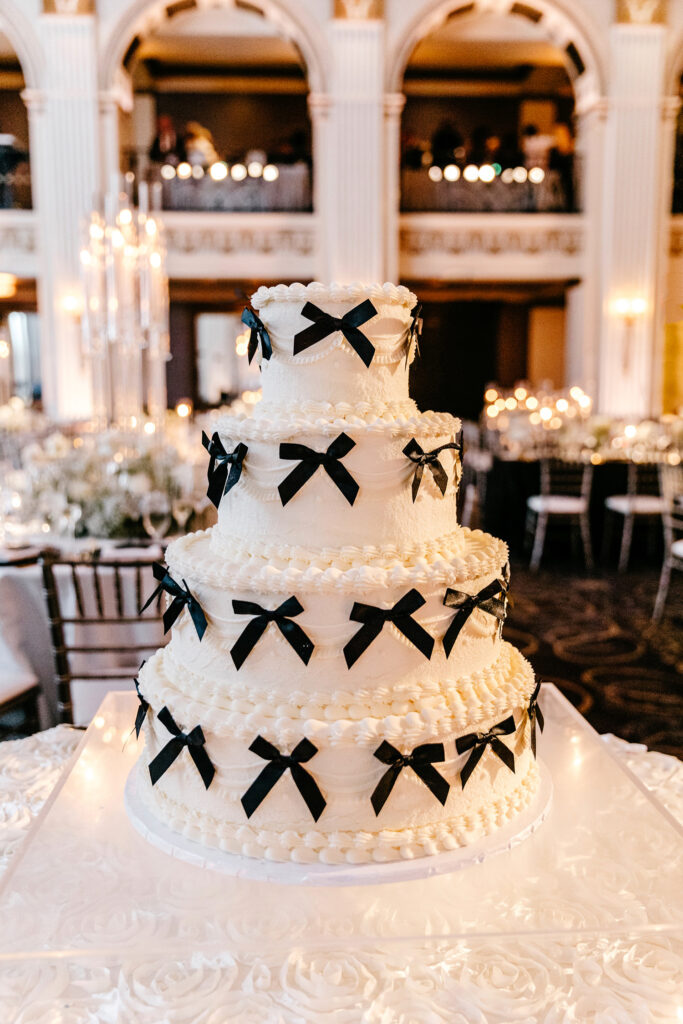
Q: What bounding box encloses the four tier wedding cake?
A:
[134,282,541,864]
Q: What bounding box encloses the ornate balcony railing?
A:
[0,209,37,277]
[399,212,586,281]
[162,211,317,280]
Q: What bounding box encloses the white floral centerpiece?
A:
[19,428,191,539]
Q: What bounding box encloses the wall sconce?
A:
[0,273,17,299]
[612,296,647,371]
[61,292,84,319]
[613,296,647,326]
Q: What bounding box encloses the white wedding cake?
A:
[134,282,541,864]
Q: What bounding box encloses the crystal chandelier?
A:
[80,182,170,431]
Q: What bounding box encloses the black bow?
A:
[241,736,326,822]
[201,431,248,509]
[456,716,517,789]
[134,666,149,740]
[371,740,449,815]
[241,307,272,364]
[403,438,462,502]
[527,682,545,759]
[442,573,509,658]
[278,432,359,507]
[343,588,434,669]
[140,563,207,640]
[148,706,215,790]
[293,299,377,367]
[404,303,423,366]
[231,596,314,670]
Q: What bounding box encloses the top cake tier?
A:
[250,281,418,406]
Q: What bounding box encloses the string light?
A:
[209,162,228,181]
[263,164,279,182]
[443,164,460,182]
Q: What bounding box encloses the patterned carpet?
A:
[506,561,683,757]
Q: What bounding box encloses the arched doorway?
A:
[98,0,328,409]
[100,0,329,204]
[119,3,314,214]
[385,0,604,418]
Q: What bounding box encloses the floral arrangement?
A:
[17,429,194,538]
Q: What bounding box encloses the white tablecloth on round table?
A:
[0,727,680,1022]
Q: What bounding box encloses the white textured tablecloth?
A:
[0,727,681,1022]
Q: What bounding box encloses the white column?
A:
[383,92,405,285]
[566,96,608,392]
[308,92,331,281]
[597,25,667,417]
[326,19,385,283]
[31,14,100,419]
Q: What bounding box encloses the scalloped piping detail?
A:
[215,405,460,443]
[251,281,417,310]
[137,759,539,863]
[226,457,459,504]
[139,641,534,744]
[166,528,508,596]
[264,329,413,368]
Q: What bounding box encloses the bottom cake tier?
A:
[135,644,540,864]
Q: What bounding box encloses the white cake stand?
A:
[124,761,553,887]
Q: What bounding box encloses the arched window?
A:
[120,1,312,213]
[399,6,580,214]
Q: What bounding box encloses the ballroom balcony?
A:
[3,212,683,287]
[398,212,586,281]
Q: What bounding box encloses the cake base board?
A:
[124,760,552,886]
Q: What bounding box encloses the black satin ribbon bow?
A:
[527,682,545,759]
[140,563,208,640]
[456,715,517,789]
[148,706,215,790]
[278,432,359,507]
[241,307,272,364]
[404,303,423,366]
[371,740,449,816]
[343,588,434,669]
[442,573,509,658]
[403,438,462,502]
[241,736,326,821]
[230,596,314,670]
[201,431,248,509]
[293,299,377,367]
[134,667,149,740]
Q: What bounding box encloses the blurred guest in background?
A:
[0,128,28,209]
[522,123,554,170]
[149,114,185,165]
[184,121,219,168]
[549,121,576,211]
[431,120,464,167]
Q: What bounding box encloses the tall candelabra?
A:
[80,182,170,431]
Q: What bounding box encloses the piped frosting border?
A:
[251,281,418,310]
[216,401,461,443]
[166,528,508,595]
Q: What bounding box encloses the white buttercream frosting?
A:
[247,283,418,406]
[212,403,462,550]
[133,281,538,864]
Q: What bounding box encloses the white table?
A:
[0,686,681,1022]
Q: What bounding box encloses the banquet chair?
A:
[525,460,594,572]
[652,464,683,621]
[39,551,166,725]
[603,463,667,572]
